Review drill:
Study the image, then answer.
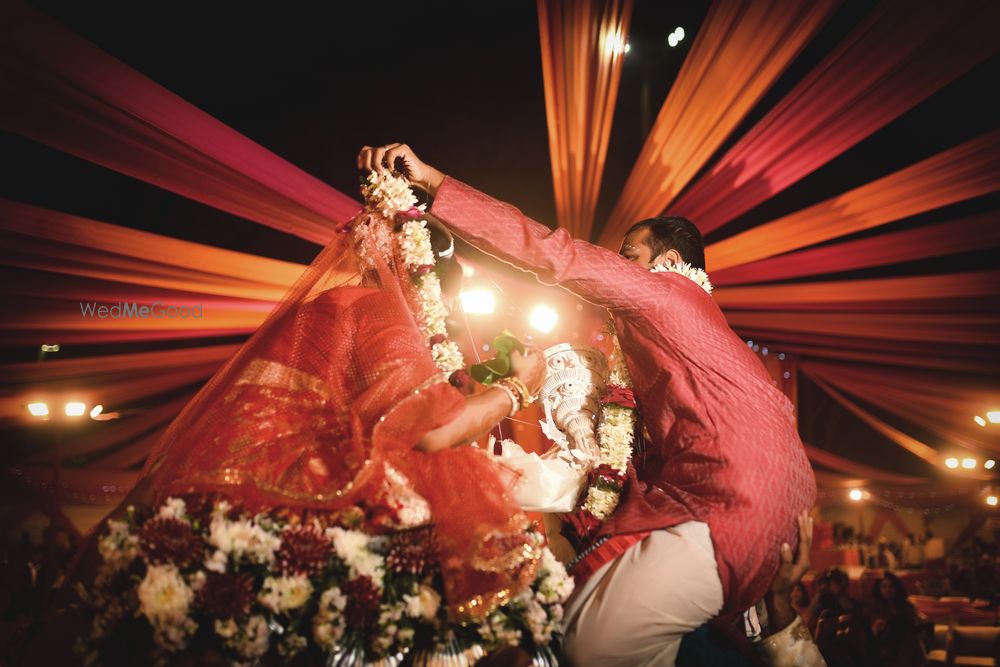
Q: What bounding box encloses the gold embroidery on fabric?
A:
[232,358,330,398]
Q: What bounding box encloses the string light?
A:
[986,460,996,470]
[988,496,998,507]
[848,489,863,502]
[962,458,977,469]
[988,411,1000,424]
[90,404,104,419]
[945,458,959,469]
[975,416,987,427]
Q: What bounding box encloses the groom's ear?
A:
[653,248,683,266]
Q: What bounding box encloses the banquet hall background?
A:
[0,0,997,662]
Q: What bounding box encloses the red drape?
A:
[672,0,998,233]
[0,5,359,245]
[802,360,1000,454]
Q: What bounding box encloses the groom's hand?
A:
[357,143,446,196]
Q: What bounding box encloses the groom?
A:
[358,144,816,666]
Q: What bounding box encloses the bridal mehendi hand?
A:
[357,143,446,196]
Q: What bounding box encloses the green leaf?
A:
[469,331,526,385]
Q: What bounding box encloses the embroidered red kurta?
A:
[431,177,816,614]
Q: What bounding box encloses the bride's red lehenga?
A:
[25,212,539,663]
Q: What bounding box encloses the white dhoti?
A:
[562,521,725,667]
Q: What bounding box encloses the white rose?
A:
[205,549,228,573]
[403,584,441,621]
[258,575,313,613]
[137,564,193,623]
[157,497,187,521]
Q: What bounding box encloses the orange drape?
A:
[538,0,633,238]
[599,0,838,245]
[706,131,1000,271]
[715,270,1000,311]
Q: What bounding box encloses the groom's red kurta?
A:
[431,177,816,614]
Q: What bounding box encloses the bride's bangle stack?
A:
[496,376,536,413]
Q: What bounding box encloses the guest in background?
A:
[867,573,928,667]
[924,531,946,571]
[902,533,924,569]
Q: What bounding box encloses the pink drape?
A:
[672,0,999,233]
[712,213,1000,286]
[0,5,359,244]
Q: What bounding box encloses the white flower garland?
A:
[649,261,713,294]
[360,171,465,377]
[577,262,713,524]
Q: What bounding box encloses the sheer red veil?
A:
[129,191,538,619]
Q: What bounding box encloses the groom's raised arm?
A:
[430,176,672,315]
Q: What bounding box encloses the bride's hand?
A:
[356,143,446,196]
[510,348,546,396]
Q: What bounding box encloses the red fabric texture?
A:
[431,176,816,614]
[0,5,359,245]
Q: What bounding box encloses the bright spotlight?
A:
[963,458,977,469]
[64,401,86,417]
[987,411,1000,424]
[668,33,679,48]
[27,402,49,417]
[674,26,685,41]
[986,460,996,470]
[848,489,863,502]
[40,344,60,352]
[90,404,104,419]
[624,42,631,54]
[529,305,559,334]
[459,289,495,315]
[975,415,988,427]
[988,496,998,507]
[945,457,959,469]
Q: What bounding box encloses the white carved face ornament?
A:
[537,344,609,461]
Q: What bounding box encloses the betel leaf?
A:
[469,331,526,385]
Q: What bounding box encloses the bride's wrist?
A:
[491,383,519,418]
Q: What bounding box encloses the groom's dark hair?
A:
[626,216,705,270]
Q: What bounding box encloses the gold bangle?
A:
[498,377,535,410]
[492,383,519,418]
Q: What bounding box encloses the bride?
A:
[22,173,572,666]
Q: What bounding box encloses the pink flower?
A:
[405,207,423,219]
[428,334,447,346]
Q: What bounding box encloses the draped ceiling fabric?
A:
[599,0,840,245]
[537,0,633,238]
[0,4,359,246]
[671,0,998,234]
[0,1,998,521]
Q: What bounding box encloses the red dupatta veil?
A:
[135,184,539,619]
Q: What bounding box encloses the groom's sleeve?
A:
[430,176,673,315]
